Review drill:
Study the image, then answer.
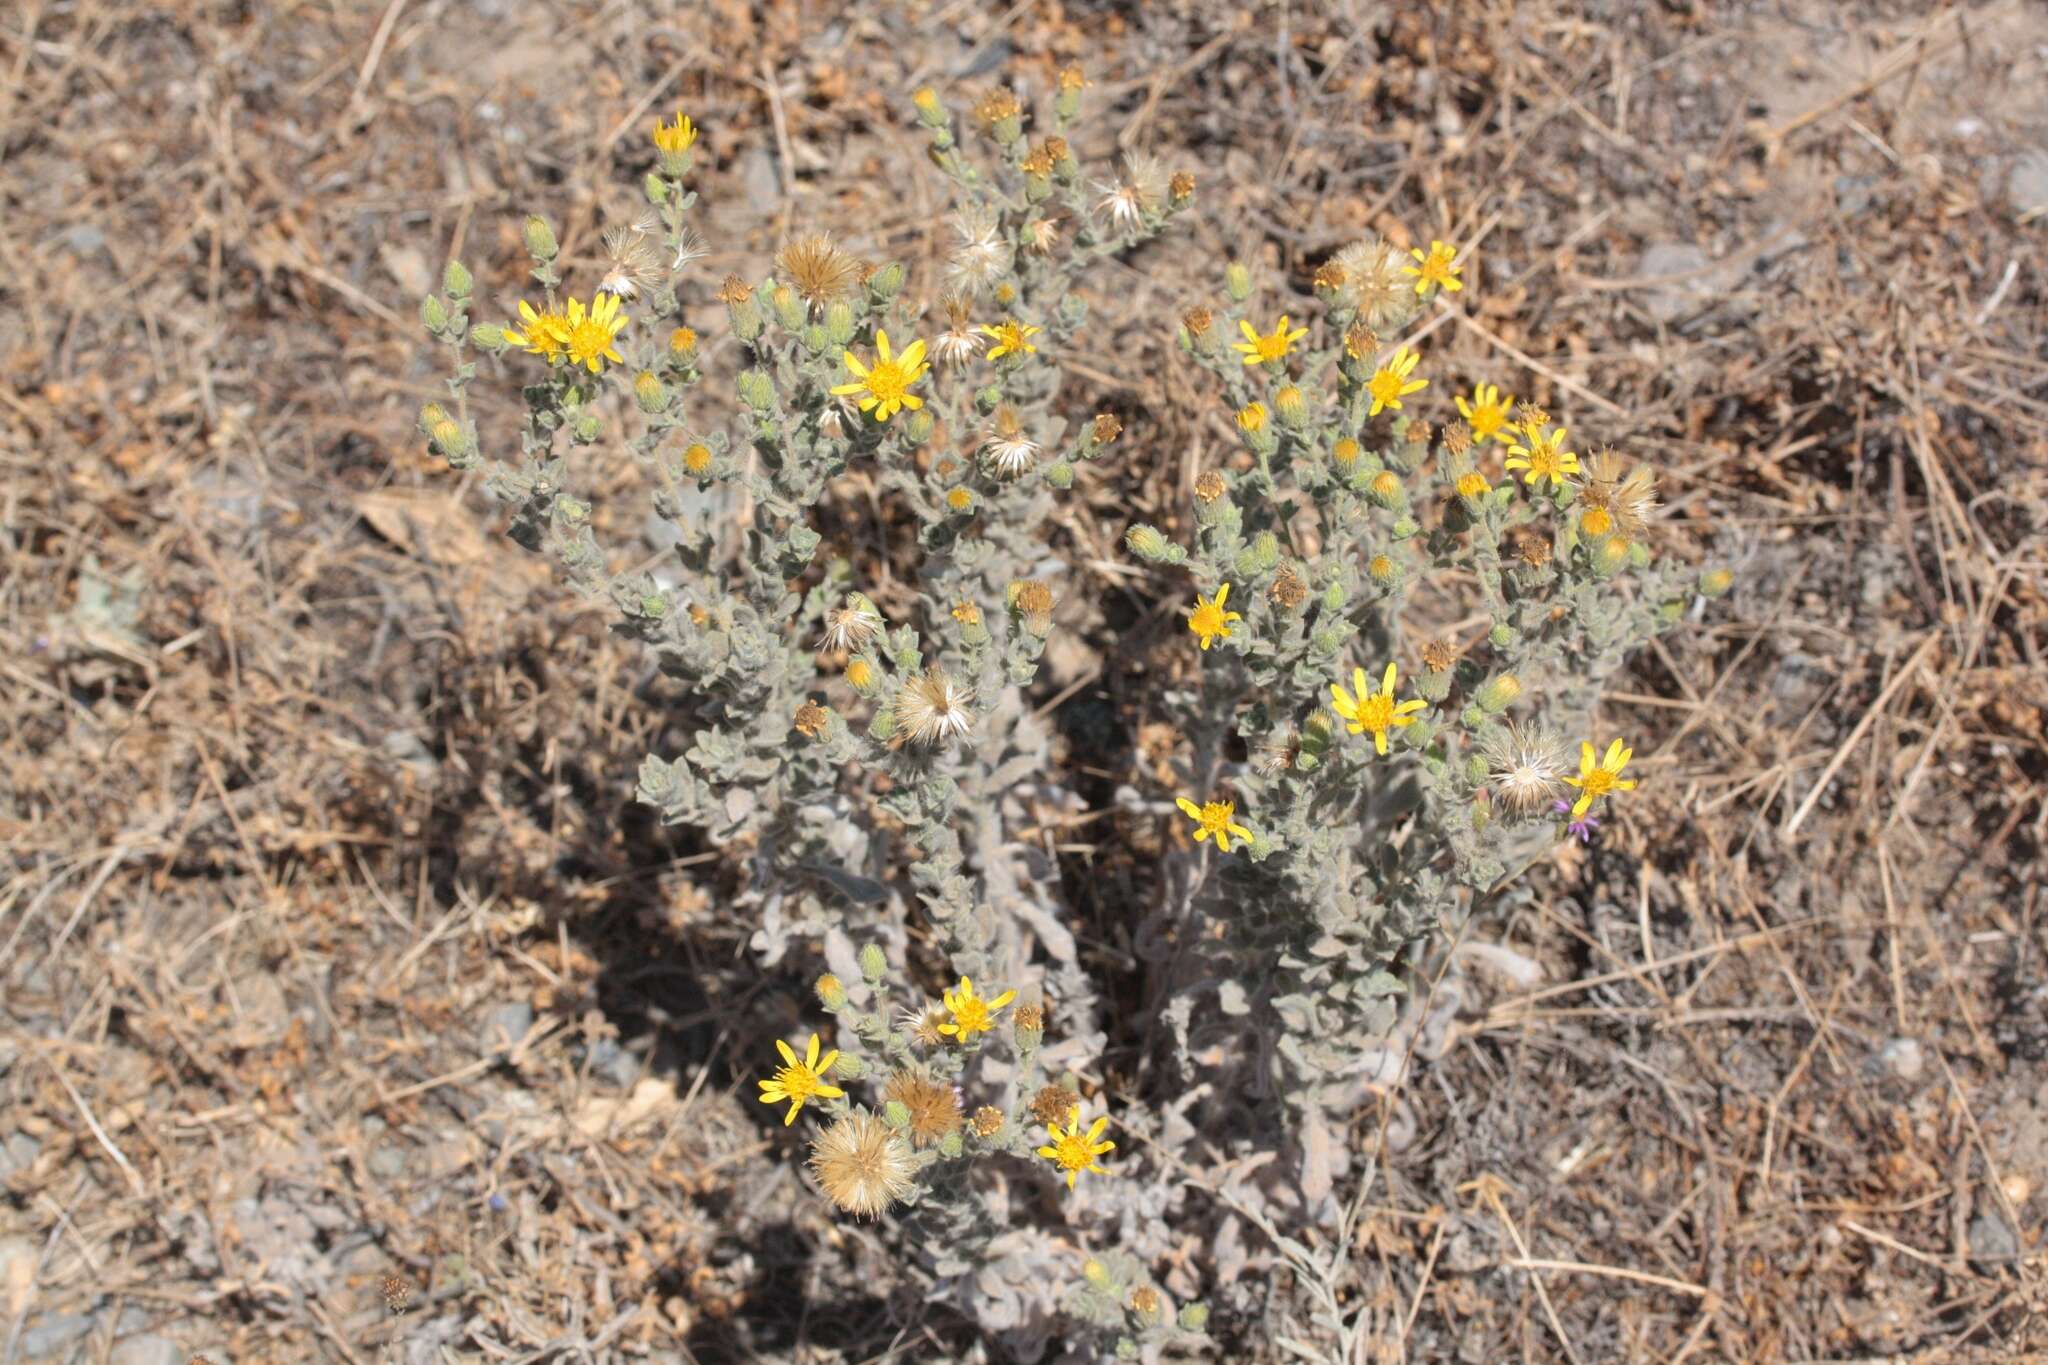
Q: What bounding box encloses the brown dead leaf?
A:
[354,489,491,566]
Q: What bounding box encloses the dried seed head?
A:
[1481,721,1569,815]
[1181,306,1213,338]
[821,594,884,652]
[1043,134,1071,163]
[1270,566,1308,609]
[1014,1001,1044,1032]
[716,273,753,305]
[973,88,1022,127]
[982,404,1040,479]
[1509,527,1553,567]
[1009,579,1055,618]
[1344,322,1378,361]
[971,1105,1005,1137]
[1421,638,1459,673]
[893,668,974,746]
[1313,259,1348,291]
[809,1112,916,1217]
[1029,1083,1077,1126]
[1091,413,1123,445]
[599,218,662,299]
[1333,238,1413,331]
[1194,470,1227,503]
[776,234,864,312]
[793,702,830,738]
[1515,401,1550,431]
[899,1004,947,1048]
[1023,215,1062,254]
[882,1069,964,1148]
[1441,423,1474,457]
[1057,65,1087,92]
[1169,170,1196,201]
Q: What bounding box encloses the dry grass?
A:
[2,0,2044,1360]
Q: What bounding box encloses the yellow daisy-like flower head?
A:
[830,329,929,422]
[1455,382,1515,444]
[1329,662,1430,756]
[1504,425,1581,487]
[1231,315,1309,367]
[504,299,570,364]
[1564,738,1638,818]
[757,1032,845,1126]
[978,318,1042,360]
[1174,797,1252,853]
[1186,582,1242,651]
[1456,470,1490,499]
[1403,239,1464,296]
[1236,401,1268,432]
[653,111,698,156]
[1036,1103,1115,1190]
[558,294,629,374]
[938,976,1017,1043]
[1367,346,1428,417]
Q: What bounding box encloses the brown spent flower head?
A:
[809,1112,916,1218]
[1014,1001,1045,1032]
[1421,637,1460,673]
[776,234,864,312]
[716,273,753,305]
[971,1105,1005,1138]
[1270,567,1309,609]
[793,702,830,738]
[1029,1082,1078,1126]
[1024,215,1062,255]
[1509,526,1553,568]
[1441,423,1474,457]
[1130,1286,1162,1317]
[1058,65,1088,92]
[1020,145,1054,177]
[1313,259,1349,291]
[1010,579,1055,619]
[1194,470,1227,503]
[883,1068,964,1148]
[1344,322,1379,361]
[1091,413,1123,445]
[1169,170,1196,201]
[1182,306,1213,338]
[973,88,1022,127]
[1042,134,1071,163]
[951,601,982,627]
[1515,401,1550,431]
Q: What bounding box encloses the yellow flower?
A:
[1036,1103,1115,1190]
[652,111,698,156]
[939,977,1017,1043]
[1456,470,1490,499]
[1504,425,1580,487]
[1455,382,1515,444]
[1367,346,1427,417]
[757,1032,845,1126]
[831,329,929,422]
[1403,239,1464,296]
[1186,583,1241,650]
[1174,797,1252,853]
[978,319,1041,360]
[1236,401,1268,432]
[1231,315,1309,367]
[1330,662,1429,756]
[504,299,569,364]
[1564,738,1638,817]
[558,293,629,374]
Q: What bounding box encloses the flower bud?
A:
[668,327,698,361]
[419,294,448,331]
[1084,1259,1114,1290]
[644,171,668,204]
[442,259,472,298]
[1700,567,1734,597]
[1367,553,1399,586]
[815,974,848,1011]
[1045,460,1075,489]
[938,1129,965,1159]
[884,1100,911,1128]
[833,1052,865,1080]
[737,369,776,412]
[903,409,935,445]
[1475,674,1521,713]
[1273,384,1307,427]
[632,370,669,413]
[1238,530,1280,578]
[1178,1303,1210,1332]
[1368,469,1405,509]
[912,86,945,126]
[769,284,804,333]
[1125,524,1185,564]
[844,657,878,694]
[469,321,506,351]
[1224,261,1252,301]
[868,261,906,300]
[1331,437,1360,470]
[859,943,888,983]
[682,443,713,478]
[728,296,763,342]
[1489,622,1516,648]
[822,300,856,347]
[523,214,558,262]
[572,411,602,443]
[1417,668,1452,703]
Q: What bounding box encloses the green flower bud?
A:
[419,294,448,331]
[1391,516,1420,539]
[1321,582,1347,612]
[1045,460,1075,489]
[571,412,602,443]
[858,943,888,983]
[868,261,906,300]
[822,300,857,346]
[1464,753,1490,783]
[442,259,472,298]
[1239,530,1281,577]
[1177,1303,1210,1332]
[1125,524,1184,564]
[832,1052,865,1080]
[814,974,848,1011]
[1224,261,1252,301]
[469,321,506,351]
[884,1100,911,1128]
[1309,627,1345,656]
[737,369,776,411]
[938,1129,965,1159]
[638,592,669,619]
[632,370,669,414]
[554,496,590,524]
[523,214,558,262]
[728,297,763,342]
[1475,674,1521,714]
[1700,567,1734,597]
[903,409,935,445]
[769,284,805,333]
[1489,622,1516,648]
[1417,668,1452,703]
[644,171,669,204]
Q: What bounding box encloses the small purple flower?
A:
[1554,798,1599,844]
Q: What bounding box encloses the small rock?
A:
[61,224,107,255]
[1878,1037,1924,1083]
[368,1145,408,1180]
[1,1235,37,1316]
[1968,1211,2019,1263]
[0,1132,41,1181]
[2009,149,2048,218]
[111,1335,186,1365]
[478,1001,534,1053]
[18,1311,95,1359]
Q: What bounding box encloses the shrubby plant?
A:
[415,67,1723,1357]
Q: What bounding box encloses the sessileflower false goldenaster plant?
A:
[414,74,1209,1359]
[1124,238,1727,1186]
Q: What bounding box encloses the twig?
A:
[1784,630,1939,835]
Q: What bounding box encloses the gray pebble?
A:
[368,1145,408,1180]
[1877,1037,1924,1083]
[18,1311,94,1359]
[1969,1211,2019,1263]
[111,1335,187,1365]
[479,1001,534,1053]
